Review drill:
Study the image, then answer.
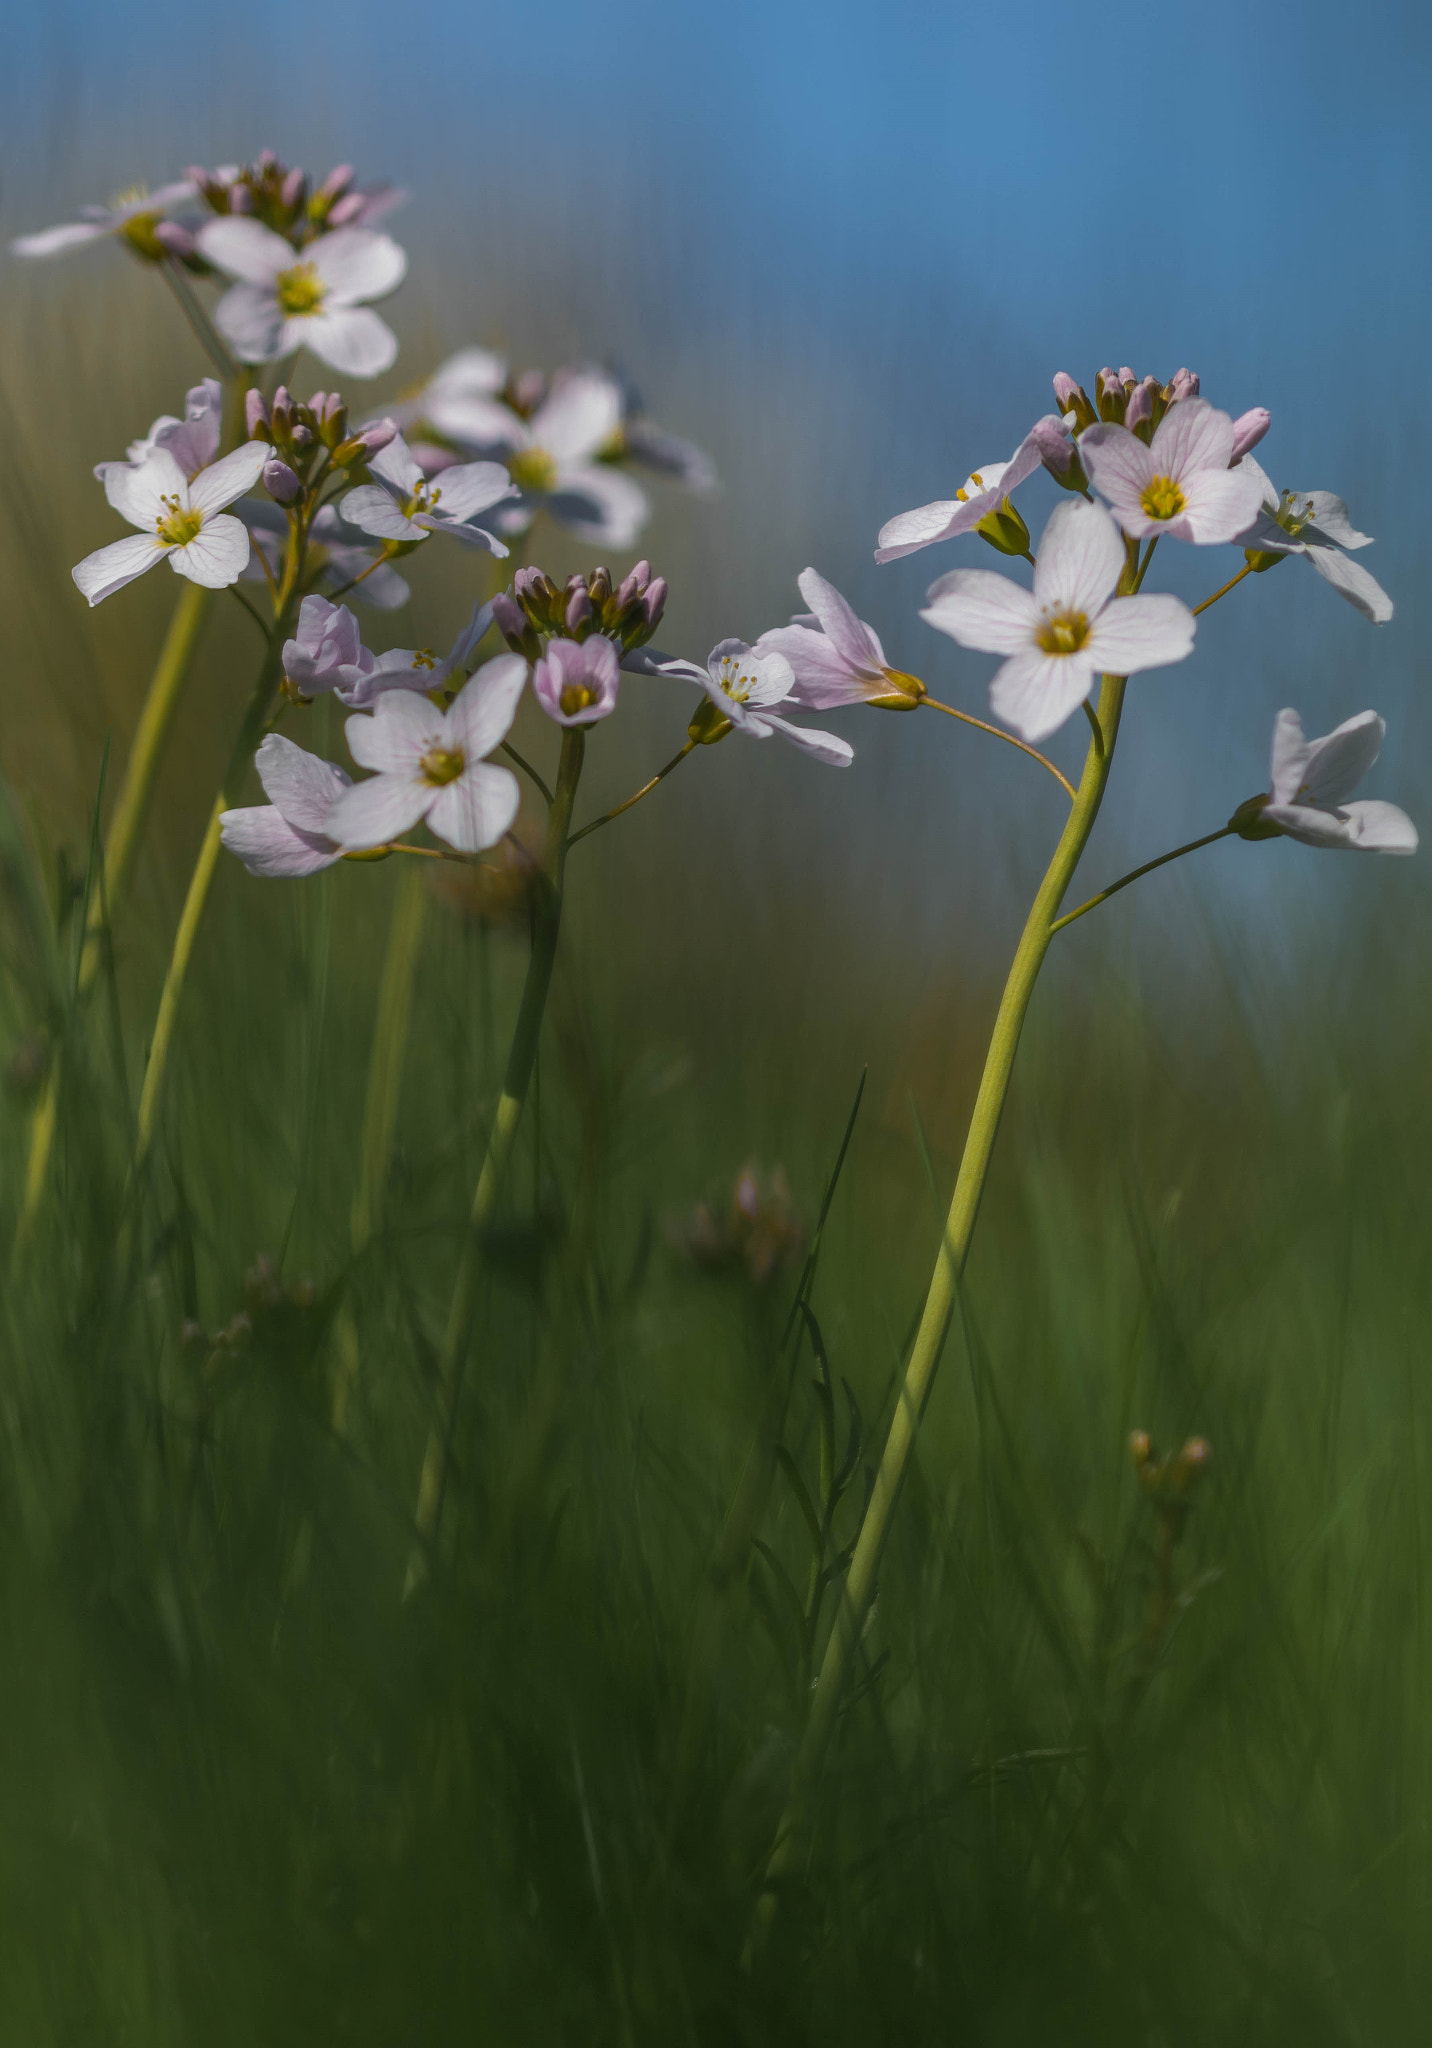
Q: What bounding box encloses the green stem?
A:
[750,668,1130,1941]
[1049,826,1234,935]
[407,727,586,1569]
[1192,562,1252,616]
[921,698,1075,801]
[568,738,695,847]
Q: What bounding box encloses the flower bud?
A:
[271,386,293,437]
[511,368,547,415]
[281,167,307,214]
[1052,373,1097,431]
[1096,368,1128,423]
[1167,367,1200,403]
[867,666,926,711]
[975,497,1032,558]
[1124,375,1158,437]
[641,577,667,629]
[229,181,254,215]
[152,219,197,261]
[1228,792,1283,841]
[263,456,302,504]
[614,570,640,610]
[1230,407,1271,463]
[565,587,593,632]
[1116,366,1137,388]
[245,390,272,441]
[1129,1429,1153,1471]
[316,400,350,449]
[629,559,651,591]
[315,163,355,205]
[588,566,612,606]
[492,592,541,660]
[326,193,365,227]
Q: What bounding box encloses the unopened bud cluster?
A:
[188,152,374,249]
[492,561,667,658]
[247,385,397,503]
[1129,1429,1211,1505]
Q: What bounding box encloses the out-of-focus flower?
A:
[434,369,649,548]
[874,415,1071,565]
[195,217,407,376]
[532,635,622,726]
[1080,399,1267,544]
[340,433,515,553]
[329,656,528,853]
[239,502,411,610]
[72,442,268,606]
[11,180,196,261]
[220,733,352,878]
[188,154,405,243]
[282,594,493,706]
[756,567,924,709]
[494,561,667,660]
[631,641,854,766]
[1230,709,1417,853]
[920,499,1195,742]
[1235,460,1393,624]
[96,378,223,488]
[673,1163,805,1284]
[428,826,542,928]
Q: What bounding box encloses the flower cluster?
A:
[491,562,668,658]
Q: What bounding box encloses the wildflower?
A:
[194,217,407,376]
[96,378,223,488]
[239,502,411,610]
[920,499,1195,742]
[632,642,853,766]
[389,346,513,443]
[220,734,352,878]
[339,433,515,554]
[874,415,1071,565]
[1080,399,1267,544]
[756,568,923,709]
[11,180,196,261]
[189,155,405,242]
[282,594,493,706]
[72,442,268,606]
[439,370,649,548]
[1232,709,1417,853]
[673,1164,804,1283]
[532,635,622,726]
[495,561,667,660]
[1235,460,1392,624]
[328,656,529,852]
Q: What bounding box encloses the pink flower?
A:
[1079,399,1266,544]
[756,568,916,708]
[340,433,515,555]
[874,415,1071,565]
[1235,459,1392,624]
[72,441,268,606]
[220,735,352,878]
[532,636,622,726]
[195,217,407,377]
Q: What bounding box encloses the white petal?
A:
[446,654,529,760]
[168,514,251,588]
[327,773,433,850]
[424,392,526,450]
[1298,709,1384,807]
[875,497,980,564]
[920,571,1038,655]
[188,441,268,515]
[346,690,446,773]
[219,806,341,878]
[339,484,426,543]
[295,306,398,378]
[530,373,623,463]
[544,464,649,548]
[1304,545,1394,624]
[369,435,426,495]
[254,732,353,834]
[1077,425,1153,532]
[425,517,507,556]
[1235,455,1279,514]
[1031,499,1124,615]
[426,761,521,851]
[760,715,854,766]
[447,597,495,670]
[1302,492,1373,549]
[989,646,1097,742]
[212,283,286,363]
[1148,397,1234,478]
[429,346,507,396]
[11,220,110,258]
[308,228,407,303]
[1083,593,1195,677]
[1269,708,1310,806]
[1337,800,1418,853]
[1175,466,1269,545]
[195,216,293,283]
[428,460,517,523]
[103,448,188,529]
[72,533,166,606]
[796,567,885,675]
[1262,802,1356,849]
[756,625,886,708]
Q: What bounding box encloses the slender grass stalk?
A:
[750,666,1130,1942]
[407,727,586,1574]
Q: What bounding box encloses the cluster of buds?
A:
[188,153,388,249]
[1129,1429,1211,1533]
[178,1254,319,1360]
[674,1165,806,1285]
[492,562,667,659]
[246,386,397,504]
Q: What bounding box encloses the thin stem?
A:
[568,739,696,847]
[160,261,240,378]
[750,667,1131,1948]
[501,741,554,806]
[922,698,1075,801]
[228,584,270,637]
[327,544,399,603]
[1049,826,1233,935]
[406,727,587,1581]
[1192,562,1252,616]
[1133,536,1160,592]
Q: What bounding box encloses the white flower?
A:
[631,641,853,766]
[72,442,268,607]
[920,499,1195,741]
[437,370,649,549]
[340,434,515,555]
[282,593,494,707]
[95,379,223,489]
[874,416,1070,565]
[239,502,411,610]
[194,218,407,377]
[1079,399,1267,544]
[11,180,196,259]
[1257,708,1416,852]
[756,568,914,708]
[387,346,511,440]
[328,656,529,852]
[1236,460,1393,625]
[220,734,352,878]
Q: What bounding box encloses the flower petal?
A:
[168,514,251,589]
[72,533,166,606]
[426,761,521,851]
[1304,544,1394,624]
[254,732,353,834]
[1298,709,1385,807]
[532,638,619,726]
[102,447,188,529]
[308,227,407,302]
[920,570,1037,655]
[989,645,1097,742]
[327,773,433,850]
[1148,397,1235,478]
[875,497,978,564]
[1031,498,1124,616]
[1336,800,1418,853]
[1174,465,1269,545]
[1269,709,1312,806]
[425,392,525,449]
[756,624,888,708]
[195,216,294,283]
[219,806,342,878]
[622,419,718,492]
[1302,492,1373,549]
[1083,593,1195,677]
[796,567,885,675]
[443,653,529,760]
[530,374,623,463]
[212,282,286,363]
[544,464,649,548]
[369,435,426,495]
[759,715,854,766]
[339,484,426,543]
[11,220,110,258]
[294,306,398,378]
[346,689,447,774]
[1078,425,1154,533]
[187,441,269,516]
[429,459,517,524]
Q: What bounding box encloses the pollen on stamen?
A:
[1035,610,1089,657]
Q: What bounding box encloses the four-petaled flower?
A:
[220,734,352,878]
[1080,399,1267,545]
[11,181,196,261]
[756,568,921,708]
[1235,460,1393,625]
[282,594,493,706]
[96,378,223,488]
[532,636,622,727]
[874,416,1070,565]
[328,655,529,852]
[340,434,515,555]
[195,217,408,376]
[1247,708,1417,853]
[920,499,1196,741]
[630,642,853,765]
[73,441,269,606]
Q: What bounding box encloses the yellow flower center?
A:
[275,262,327,316]
[1140,474,1186,522]
[954,467,991,505]
[401,482,440,518]
[119,211,166,262]
[1274,490,1316,538]
[1035,610,1089,656]
[508,446,559,493]
[410,648,438,670]
[714,656,762,703]
[420,746,466,787]
[559,682,599,717]
[155,494,204,548]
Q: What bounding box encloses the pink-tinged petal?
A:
[369,435,425,495]
[219,806,342,878]
[530,374,623,464]
[1148,397,1235,478]
[1031,499,1124,616]
[1229,408,1271,463]
[622,419,719,492]
[796,567,885,674]
[308,228,407,302]
[875,498,975,563]
[195,216,293,283]
[1235,455,1278,515]
[72,534,166,606]
[187,440,268,516]
[103,448,188,529]
[1298,710,1384,807]
[711,646,795,709]
[545,464,649,548]
[293,306,398,378]
[136,180,199,215]
[11,220,111,258]
[429,459,517,523]
[429,345,507,396]
[1302,493,1372,549]
[284,594,367,687]
[254,732,353,834]
[447,653,530,758]
[1269,709,1312,805]
[346,689,446,774]
[339,484,426,543]
[760,715,855,766]
[447,597,495,671]
[532,638,619,727]
[426,761,521,851]
[920,570,1038,655]
[1175,465,1269,545]
[989,646,1098,743]
[1336,800,1418,853]
[1083,593,1195,677]
[1304,545,1393,624]
[327,773,432,850]
[1078,424,1154,532]
[213,283,286,363]
[425,392,526,449]
[167,514,251,588]
[756,625,887,708]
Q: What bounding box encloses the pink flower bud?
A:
[1116,366,1137,388]
[325,193,364,227]
[1030,414,1075,473]
[1229,407,1271,463]
[263,457,302,504]
[359,417,398,457]
[245,390,272,439]
[630,559,651,591]
[1052,374,1095,430]
[1167,367,1200,402]
[1124,375,1158,432]
[614,571,640,610]
[565,588,593,630]
[315,163,355,204]
[491,593,525,639]
[153,220,196,260]
[281,167,307,212]
[228,182,253,215]
[641,577,667,627]
[512,369,548,414]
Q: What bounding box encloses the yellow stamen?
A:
[420,746,466,787]
[559,683,599,717]
[155,494,204,548]
[1140,474,1185,522]
[1035,610,1089,656]
[275,261,326,316]
[508,446,559,494]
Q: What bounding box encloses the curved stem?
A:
[568,738,695,847]
[750,669,1130,1945]
[922,698,1075,801]
[1192,562,1252,616]
[160,261,239,378]
[407,727,586,1579]
[500,741,554,807]
[1050,826,1233,935]
[327,542,401,603]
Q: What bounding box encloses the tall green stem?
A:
[751,669,1129,1935]
[408,727,586,1566]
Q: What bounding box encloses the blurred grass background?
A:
[2,0,1431,2039]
